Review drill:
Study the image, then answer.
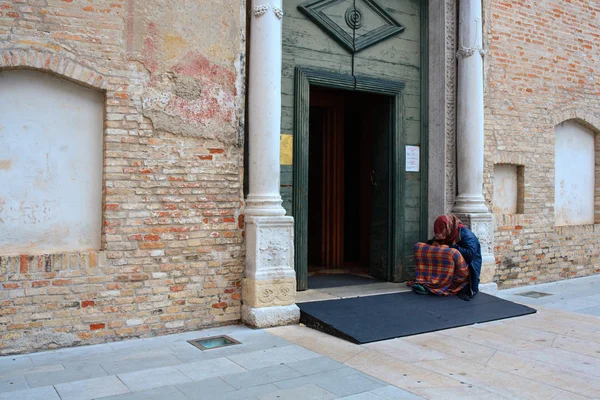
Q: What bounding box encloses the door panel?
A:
[369,96,392,281]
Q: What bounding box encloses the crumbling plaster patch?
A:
[127,0,245,145]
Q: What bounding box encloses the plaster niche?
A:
[493,164,524,215]
[554,120,595,226]
[0,70,104,253]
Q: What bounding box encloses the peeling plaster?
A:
[126,0,245,145]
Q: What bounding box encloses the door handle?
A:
[370,169,378,186]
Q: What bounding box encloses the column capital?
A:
[253,1,283,20]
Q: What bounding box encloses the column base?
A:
[242,214,299,328]
[453,194,489,214]
[455,212,497,285]
[245,194,287,216]
[242,304,300,328]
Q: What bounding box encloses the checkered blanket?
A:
[411,242,469,296]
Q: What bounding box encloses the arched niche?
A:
[0,69,104,253]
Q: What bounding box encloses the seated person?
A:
[409,240,469,296]
[433,214,482,297]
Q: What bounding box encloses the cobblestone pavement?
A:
[1,275,598,399]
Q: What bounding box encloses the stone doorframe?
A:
[241,0,496,328]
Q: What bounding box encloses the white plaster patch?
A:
[493,164,518,214]
[0,70,104,254]
[555,121,595,226]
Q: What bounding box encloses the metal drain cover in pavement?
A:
[517,291,553,299]
[187,335,240,351]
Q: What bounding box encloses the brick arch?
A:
[551,108,600,134]
[0,49,107,90]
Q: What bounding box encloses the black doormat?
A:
[307,274,382,289]
[299,291,536,344]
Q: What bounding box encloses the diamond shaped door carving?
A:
[298,0,405,54]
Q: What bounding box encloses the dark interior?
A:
[307,88,390,277]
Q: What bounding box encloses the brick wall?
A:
[0,0,246,354]
[484,0,600,287]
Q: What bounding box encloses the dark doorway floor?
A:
[307,274,383,290]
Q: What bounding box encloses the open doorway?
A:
[307,87,392,287]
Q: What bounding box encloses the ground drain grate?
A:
[187,335,240,351]
[516,291,553,299]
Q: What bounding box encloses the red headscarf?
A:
[433,214,466,244]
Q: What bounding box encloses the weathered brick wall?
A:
[0,0,246,354]
[483,0,600,288]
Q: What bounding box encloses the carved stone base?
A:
[456,212,496,284]
[241,304,300,328]
[242,215,299,328]
[242,277,296,308]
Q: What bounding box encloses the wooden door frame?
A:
[292,67,410,291]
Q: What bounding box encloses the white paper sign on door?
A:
[406,145,420,172]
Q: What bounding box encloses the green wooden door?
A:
[369,95,393,281]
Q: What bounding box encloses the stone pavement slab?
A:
[368,385,425,399]
[28,343,118,367]
[118,366,191,392]
[54,376,130,400]
[578,305,600,316]
[0,385,60,400]
[175,377,236,398]
[0,356,33,374]
[274,367,385,397]
[175,357,246,381]
[552,334,600,358]
[227,344,320,370]
[285,356,346,375]
[98,352,183,375]
[411,385,509,400]
[25,364,107,388]
[258,383,337,400]
[220,364,303,390]
[216,383,285,400]
[336,393,382,400]
[416,356,563,400]
[486,351,600,398]
[267,325,366,363]
[103,385,190,400]
[0,376,28,393]
[514,347,600,377]
[0,363,64,381]
[168,330,291,364]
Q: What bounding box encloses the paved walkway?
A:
[497,274,600,316]
[1,275,599,399]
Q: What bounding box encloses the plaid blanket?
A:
[411,242,469,296]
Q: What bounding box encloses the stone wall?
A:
[483,0,600,288]
[0,0,246,354]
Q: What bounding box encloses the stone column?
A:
[242,0,300,327]
[453,0,496,291]
[454,0,486,214]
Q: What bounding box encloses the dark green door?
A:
[369,95,393,281]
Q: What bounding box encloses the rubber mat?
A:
[307,274,382,289]
[299,291,536,344]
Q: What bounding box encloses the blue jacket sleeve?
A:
[452,230,478,264]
